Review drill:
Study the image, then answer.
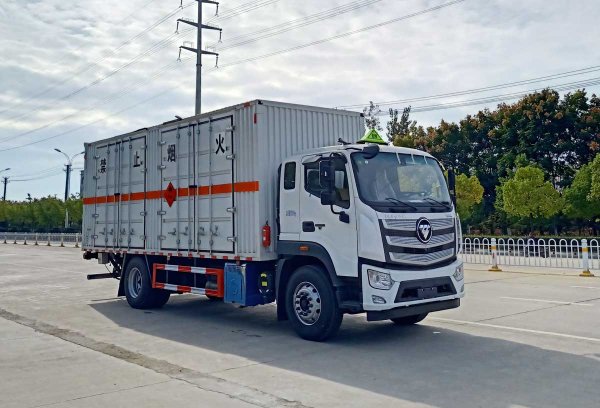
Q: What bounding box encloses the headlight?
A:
[453,264,464,281]
[367,269,394,290]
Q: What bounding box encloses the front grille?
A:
[390,248,455,265]
[384,218,454,231]
[380,217,456,267]
[387,232,455,248]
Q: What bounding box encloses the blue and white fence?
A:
[2,232,81,248]
[462,237,599,275]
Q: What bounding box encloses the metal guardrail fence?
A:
[1,233,599,275]
[462,237,599,275]
[1,232,81,247]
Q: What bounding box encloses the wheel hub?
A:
[128,267,143,299]
[293,282,321,326]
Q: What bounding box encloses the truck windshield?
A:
[351,151,452,212]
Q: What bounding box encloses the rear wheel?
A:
[285,265,342,341]
[390,313,428,325]
[123,258,170,309]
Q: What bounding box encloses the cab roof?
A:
[288,143,436,162]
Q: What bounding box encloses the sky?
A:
[0,0,599,200]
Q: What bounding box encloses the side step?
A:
[87,273,114,280]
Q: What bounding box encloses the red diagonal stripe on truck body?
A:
[82,181,259,205]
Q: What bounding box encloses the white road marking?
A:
[500,296,594,307]
[430,317,600,343]
[571,286,600,290]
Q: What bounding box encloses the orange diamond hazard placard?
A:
[164,182,177,207]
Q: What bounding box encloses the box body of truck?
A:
[82,100,364,260]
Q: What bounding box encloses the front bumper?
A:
[361,258,465,312]
[367,299,460,321]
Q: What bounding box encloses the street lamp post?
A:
[54,149,84,228]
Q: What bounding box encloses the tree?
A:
[66,195,83,226]
[590,154,600,200]
[387,106,412,143]
[363,101,382,131]
[564,162,600,234]
[387,106,428,149]
[455,174,484,220]
[501,166,564,230]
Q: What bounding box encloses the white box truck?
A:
[82,100,464,341]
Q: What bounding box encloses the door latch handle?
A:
[302,221,315,232]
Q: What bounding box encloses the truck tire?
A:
[285,265,343,341]
[123,258,170,309]
[390,313,428,325]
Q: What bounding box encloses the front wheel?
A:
[390,313,428,325]
[285,265,343,341]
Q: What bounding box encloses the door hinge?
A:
[158,165,167,170]
[226,154,235,160]
[225,126,235,132]
[226,207,236,213]
[158,140,166,146]
[227,236,237,243]
[157,210,166,215]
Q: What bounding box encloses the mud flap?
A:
[117,278,125,297]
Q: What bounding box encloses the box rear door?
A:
[196,116,235,254]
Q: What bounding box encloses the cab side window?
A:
[304,159,350,209]
[284,162,296,190]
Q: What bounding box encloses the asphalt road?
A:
[1,244,599,408]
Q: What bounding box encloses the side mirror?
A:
[319,160,335,191]
[447,168,456,207]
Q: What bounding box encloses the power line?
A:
[11,171,65,183]
[210,0,467,69]
[0,86,180,153]
[0,3,191,119]
[10,166,65,179]
[0,0,281,128]
[370,76,600,115]
[0,57,188,144]
[116,0,162,25]
[337,64,600,109]
[213,0,389,51]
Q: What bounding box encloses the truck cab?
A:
[276,142,464,340]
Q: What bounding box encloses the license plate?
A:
[417,287,438,299]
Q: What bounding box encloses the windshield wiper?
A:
[423,197,452,211]
[384,197,418,211]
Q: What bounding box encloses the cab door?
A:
[299,155,358,278]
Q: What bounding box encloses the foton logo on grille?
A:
[416,218,432,243]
